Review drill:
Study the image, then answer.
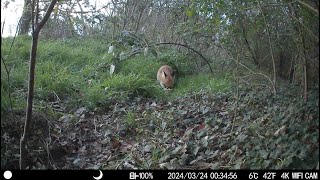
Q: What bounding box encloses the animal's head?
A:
[157,65,175,89]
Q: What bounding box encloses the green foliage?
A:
[108,31,158,64]
[227,87,319,169]
[119,55,162,79]
[1,36,110,112]
[143,87,318,169]
[83,85,316,170]
[0,75,26,116]
[101,73,159,98]
[81,82,111,109]
[37,38,107,67]
[124,110,137,127]
[1,81,11,115]
[0,35,234,113]
[1,35,318,170]
[2,0,319,169]
[1,35,32,61]
[116,51,230,100]
[170,73,231,98]
[155,51,195,77]
[35,61,80,100]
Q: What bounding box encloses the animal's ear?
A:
[161,71,167,78]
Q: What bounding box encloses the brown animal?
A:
[157,65,175,90]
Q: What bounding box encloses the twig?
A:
[256,0,277,95]
[228,145,238,165]
[297,0,319,15]
[255,130,265,139]
[236,61,276,94]
[1,56,15,122]
[115,154,130,170]
[217,39,276,95]
[238,76,273,91]
[218,132,234,138]
[52,91,61,102]
[156,42,214,74]
[230,47,240,135]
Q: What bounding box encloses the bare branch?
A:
[35,0,58,33]
[157,42,214,74]
[297,0,319,15]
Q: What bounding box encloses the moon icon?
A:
[93,170,103,180]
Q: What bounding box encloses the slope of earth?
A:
[1,87,318,170]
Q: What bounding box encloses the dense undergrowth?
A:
[1,36,231,113]
[1,36,318,169]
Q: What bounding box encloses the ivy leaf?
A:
[189,155,203,165]
[208,150,219,159]
[185,9,194,17]
[233,156,245,169]
[236,134,247,143]
[193,146,200,156]
[179,153,189,166]
[108,46,114,53]
[161,121,167,130]
[274,125,286,137]
[109,64,115,76]
[144,47,148,56]
[183,127,194,137]
[260,150,269,159]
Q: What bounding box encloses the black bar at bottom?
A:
[1,170,318,180]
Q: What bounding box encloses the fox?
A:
[157,65,175,90]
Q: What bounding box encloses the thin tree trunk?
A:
[257,0,276,95]
[304,61,308,102]
[239,17,259,67]
[135,4,146,33]
[300,19,308,103]
[19,0,32,35]
[288,1,309,102]
[20,0,58,169]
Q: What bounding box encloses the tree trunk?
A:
[239,17,259,67]
[19,0,32,35]
[135,4,146,33]
[20,0,58,169]
[257,1,276,95]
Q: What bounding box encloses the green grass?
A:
[170,73,232,97]
[1,83,11,115]
[120,56,162,79]
[1,36,233,115]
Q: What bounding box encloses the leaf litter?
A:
[1,88,318,169]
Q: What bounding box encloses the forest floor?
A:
[1,87,319,170]
[1,37,318,169]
